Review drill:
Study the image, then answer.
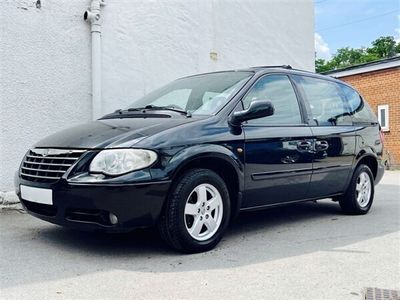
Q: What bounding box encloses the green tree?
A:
[331,47,365,67]
[368,36,397,58]
[315,58,337,73]
[315,36,400,73]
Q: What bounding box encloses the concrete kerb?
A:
[0,191,23,212]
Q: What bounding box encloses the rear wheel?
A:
[338,164,374,215]
[158,168,231,253]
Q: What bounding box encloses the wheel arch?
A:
[339,148,380,196]
[167,144,244,218]
[355,151,378,180]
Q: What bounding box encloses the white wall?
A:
[101,0,315,113]
[1,0,92,192]
[0,0,314,191]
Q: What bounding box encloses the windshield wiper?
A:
[127,105,192,117]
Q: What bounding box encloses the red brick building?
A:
[325,57,400,168]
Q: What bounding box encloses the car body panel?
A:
[242,126,314,208]
[308,126,356,197]
[34,115,202,149]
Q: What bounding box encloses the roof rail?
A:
[251,65,293,69]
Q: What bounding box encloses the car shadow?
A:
[33,200,344,256]
[2,184,399,288]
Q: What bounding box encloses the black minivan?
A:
[16,66,384,253]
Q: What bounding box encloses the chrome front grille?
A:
[20,149,86,183]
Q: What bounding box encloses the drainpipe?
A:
[84,0,106,120]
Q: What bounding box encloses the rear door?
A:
[293,75,356,198]
[242,74,314,208]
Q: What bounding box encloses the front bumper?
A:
[16,177,171,232]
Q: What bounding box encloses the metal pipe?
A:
[84,0,106,120]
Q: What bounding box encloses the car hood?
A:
[34,115,203,149]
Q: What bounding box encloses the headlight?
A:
[89,149,157,176]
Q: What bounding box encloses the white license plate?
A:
[20,185,53,205]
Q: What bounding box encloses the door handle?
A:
[315,140,329,151]
[297,141,313,151]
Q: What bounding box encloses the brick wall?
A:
[338,67,400,167]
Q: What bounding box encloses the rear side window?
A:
[339,84,377,123]
[242,75,302,125]
[294,76,351,126]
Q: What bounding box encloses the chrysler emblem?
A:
[42,149,49,157]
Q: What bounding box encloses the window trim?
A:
[240,73,307,127]
[378,104,390,132]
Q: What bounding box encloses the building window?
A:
[378,104,389,132]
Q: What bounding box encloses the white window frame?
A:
[377,104,389,132]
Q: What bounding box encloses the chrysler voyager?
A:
[16,66,384,253]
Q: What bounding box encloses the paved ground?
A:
[1,172,399,299]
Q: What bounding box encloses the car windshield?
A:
[127,71,253,115]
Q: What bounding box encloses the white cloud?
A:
[314,33,331,60]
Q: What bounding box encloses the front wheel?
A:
[338,164,374,215]
[158,168,231,253]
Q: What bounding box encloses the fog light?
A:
[109,213,118,225]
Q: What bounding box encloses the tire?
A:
[338,164,374,215]
[158,168,231,253]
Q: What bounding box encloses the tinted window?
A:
[295,76,351,126]
[128,71,253,115]
[339,84,377,123]
[242,75,302,125]
[202,91,220,103]
[152,89,192,108]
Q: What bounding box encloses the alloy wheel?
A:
[184,183,223,241]
[355,171,372,208]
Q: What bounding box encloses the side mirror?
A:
[229,100,274,126]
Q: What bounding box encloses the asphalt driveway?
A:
[1,172,399,299]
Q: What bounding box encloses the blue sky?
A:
[314,0,400,60]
